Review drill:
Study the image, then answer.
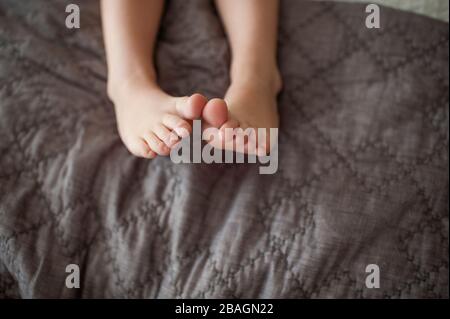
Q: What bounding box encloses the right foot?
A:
[203,66,282,154]
[110,82,208,159]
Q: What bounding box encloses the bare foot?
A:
[218,68,282,154]
[111,81,207,159]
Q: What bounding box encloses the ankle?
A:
[107,73,160,105]
[230,61,282,95]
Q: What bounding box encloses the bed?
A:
[0,0,448,298]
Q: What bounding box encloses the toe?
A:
[129,138,157,159]
[162,114,192,138]
[219,119,239,142]
[203,118,239,150]
[234,127,256,154]
[143,132,170,156]
[256,128,275,155]
[202,98,228,128]
[175,93,207,120]
[154,124,179,148]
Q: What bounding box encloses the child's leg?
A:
[214,0,282,153]
[101,0,227,158]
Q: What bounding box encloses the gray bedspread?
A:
[0,0,448,298]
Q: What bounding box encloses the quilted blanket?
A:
[0,0,448,298]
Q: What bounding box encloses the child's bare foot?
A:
[218,66,282,154]
[110,81,208,159]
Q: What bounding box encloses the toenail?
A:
[175,127,189,138]
[169,134,179,144]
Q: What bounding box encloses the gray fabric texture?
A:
[0,0,448,298]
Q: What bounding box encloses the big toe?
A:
[202,98,228,128]
[176,93,207,120]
